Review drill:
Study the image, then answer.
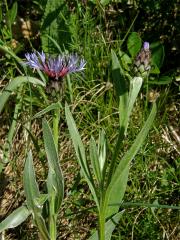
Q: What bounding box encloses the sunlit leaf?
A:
[23,151,40,210]
[0,76,45,114]
[42,119,64,214]
[0,206,30,232]
[65,103,99,209]
[105,103,157,218]
[127,32,142,58]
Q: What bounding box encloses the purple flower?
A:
[24,51,86,79]
[143,42,150,50]
[133,41,151,77]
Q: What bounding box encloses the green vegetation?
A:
[0,0,179,239]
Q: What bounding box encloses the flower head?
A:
[133,41,151,78]
[24,51,86,80]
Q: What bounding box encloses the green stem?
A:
[49,195,57,240]
[53,107,60,151]
[99,208,105,240]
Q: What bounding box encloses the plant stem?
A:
[49,215,57,240]
[53,107,60,151]
[49,195,57,240]
[99,208,105,240]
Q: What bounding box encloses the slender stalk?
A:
[53,107,60,151]
[99,190,106,240]
[99,208,105,240]
[49,195,57,240]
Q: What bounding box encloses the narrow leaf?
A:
[90,136,101,183]
[65,103,99,209]
[124,77,143,134]
[0,76,45,114]
[33,102,62,119]
[42,119,64,214]
[23,151,40,211]
[9,2,18,24]
[105,104,157,218]
[0,206,30,232]
[111,49,128,135]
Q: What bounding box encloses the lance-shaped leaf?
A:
[23,151,40,210]
[0,206,30,232]
[65,103,99,209]
[111,49,128,137]
[90,136,101,184]
[42,119,64,214]
[32,102,62,120]
[105,103,157,218]
[23,151,50,239]
[124,77,143,134]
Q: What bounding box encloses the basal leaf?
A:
[0,206,30,232]
[23,151,40,211]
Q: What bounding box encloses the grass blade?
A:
[0,76,45,114]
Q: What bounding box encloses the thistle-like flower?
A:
[25,51,86,80]
[24,51,86,93]
[133,42,151,78]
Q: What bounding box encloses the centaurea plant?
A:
[65,42,157,239]
[25,51,86,148]
[0,50,85,240]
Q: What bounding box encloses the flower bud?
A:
[133,42,151,78]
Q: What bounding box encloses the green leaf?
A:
[41,0,71,53]
[23,151,50,240]
[149,76,172,85]
[2,88,23,164]
[105,103,157,218]
[90,136,101,183]
[23,151,40,211]
[0,76,45,114]
[127,32,142,58]
[42,119,64,214]
[150,62,160,74]
[100,0,111,6]
[33,102,62,119]
[65,103,99,209]
[88,211,124,240]
[98,130,107,173]
[111,49,128,134]
[0,206,30,232]
[8,2,18,24]
[119,49,132,71]
[124,77,143,134]
[151,42,165,68]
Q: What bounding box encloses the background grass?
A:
[0,0,179,239]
